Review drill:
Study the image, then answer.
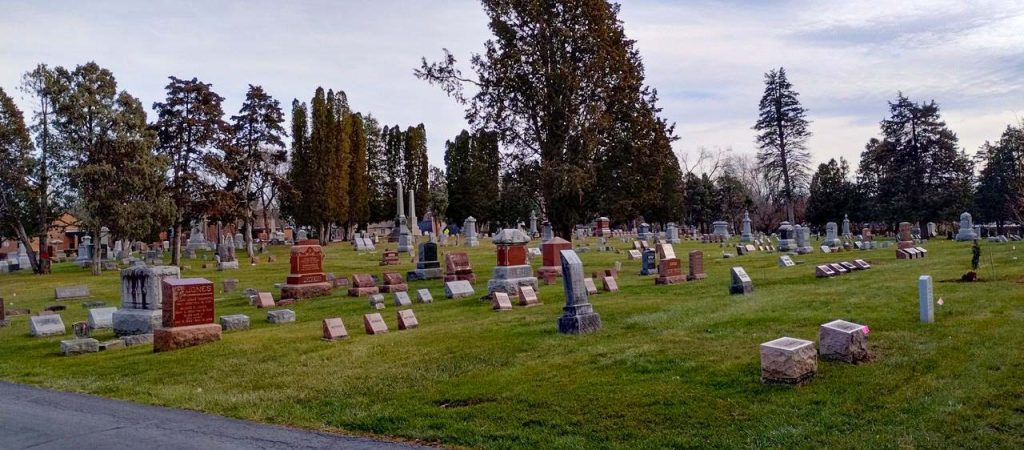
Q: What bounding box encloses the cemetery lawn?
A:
[1,239,1023,449]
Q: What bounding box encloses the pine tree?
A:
[806,158,856,226]
[753,67,811,224]
[152,75,230,266]
[282,99,310,232]
[347,113,369,231]
[364,115,391,224]
[974,124,1024,233]
[0,86,39,271]
[403,124,429,220]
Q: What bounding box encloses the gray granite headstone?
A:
[220,314,250,331]
[919,275,933,323]
[556,249,602,334]
[55,285,90,300]
[730,267,753,295]
[267,309,296,324]
[445,280,475,299]
[87,307,118,330]
[394,291,412,306]
[416,289,433,303]
[30,314,66,337]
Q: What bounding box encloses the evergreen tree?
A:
[428,165,448,227]
[857,93,974,230]
[974,123,1024,233]
[152,75,230,266]
[806,157,857,226]
[347,113,369,231]
[327,89,351,240]
[682,172,717,232]
[418,0,671,238]
[364,115,391,224]
[444,130,472,225]
[753,67,811,224]
[282,99,310,232]
[227,84,286,256]
[403,124,429,220]
[0,86,39,271]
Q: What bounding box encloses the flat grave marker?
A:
[363,313,388,335]
[323,318,348,340]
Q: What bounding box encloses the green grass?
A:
[1,237,1022,449]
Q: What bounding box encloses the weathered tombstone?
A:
[919,275,934,323]
[627,249,642,260]
[153,278,222,352]
[687,250,707,281]
[363,313,388,335]
[221,278,238,293]
[492,292,513,311]
[463,216,479,247]
[760,337,817,385]
[397,309,418,330]
[219,314,250,331]
[380,250,400,266]
[541,221,554,243]
[87,307,117,330]
[639,248,657,276]
[529,210,539,236]
[778,255,795,267]
[281,240,332,300]
[61,321,99,355]
[416,289,433,303]
[712,221,730,240]
[666,222,681,244]
[114,265,180,336]
[30,314,66,337]
[795,225,812,254]
[557,249,602,334]
[322,318,348,341]
[267,309,296,324]
[819,320,869,363]
[369,294,386,310]
[842,214,852,238]
[517,285,541,307]
[380,271,408,293]
[825,222,841,247]
[583,277,598,295]
[729,267,753,295]
[445,280,475,299]
[256,292,276,308]
[348,273,380,297]
[537,237,571,280]
[444,252,476,282]
[487,229,538,298]
[955,212,978,241]
[394,291,412,307]
[55,285,90,301]
[740,211,752,242]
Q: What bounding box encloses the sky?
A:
[2,0,1022,172]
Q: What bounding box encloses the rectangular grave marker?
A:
[363,313,388,334]
[919,275,934,323]
[517,285,540,307]
[323,318,348,340]
[583,277,598,295]
[394,291,412,306]
[397,310,418,330]
[492,292,513,311]
[416,289,433,303]
[30,314,65,337]
[161,278,216,328]
[55,285,90,300]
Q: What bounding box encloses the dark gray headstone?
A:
[557,249,602,334]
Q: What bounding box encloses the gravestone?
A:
[627,249,642,260]
[595,217,611,237]
[267,309,295,324]
[729,267,753,295]
[322,318,348,341]
[30,314,66,337]
[363,313,388,335]
[154,277,222,352]
[256,292,276,308]
[114,264,180,336]
[815,265,836,277]
[348,273,380,297]
[486,229,538,298]
[529,210,539,237]
[819,320,869,363]
[55,285,90,300]
[777,222,795,252]
[828,263,847,274]
[760,337,817,385]
[840,261,857,271]
[219,314,250,331]
[795,225,812,254]
[394,291,412,307]
[820,245,831,254]
[380,271,408,293]
[217,235,239,270]
[853,259,871,269]
[380,250,399,266]
[955,212,978,241]
[492,292,513,311]
[221,279,238,293]
[557,249,602,334]
[281,240,332,300]
[687,250,707,281]
[602,276,618,292]
[537,237,571,280]
[60,321,99,355]
[416,289,433,303]
[740,211,752,242]
[778,255,795,267]
[444,252,475,282]
[712,221,730,240]
[87,307,117,330]
[919,275,934,323]
[517,285,541,307]
[825,222,841,247]
[582,277,598,295]
[638,223,651,241]
[842,214,852,238]
[463,216,479,247]
[397,309,418,330]
[541,221,553,243]
[445,280,475,299]
[666,222,680,244]
[369,294,386,310]
[75,235,93,266]
[655,243,685,285]
[639,248,657,276]
[407,241,442,280]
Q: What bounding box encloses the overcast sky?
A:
[2,0,1022,172]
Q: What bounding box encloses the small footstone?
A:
[397,309,418,330]
[760,337,817,385]
[323,318,348,341]
[416,289,433,303]
[98,339,125,351]
[121,333,153,347]
[267,309,295,324]
[60,338,100,356]
[819,320,870,363]
[220,314,251,331]
[492,292,513,311]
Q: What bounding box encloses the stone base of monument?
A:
[281,282,333,300]
[655,274,687,285]
[487,266,539,298]
[60,338,99,356]
[444,274,476,283]
[760,337,817,385]
[154,323,222,352]
[819,320,870,363]
[217,260,239,271]
[348,286,380,297]
[380,283,408,293]
[465,237,479,247]
[536,266,561,279]
[557,305,602,334]
[112,309,162,337]
[406,268,442,281]
[778,239,795,252]
[687,273,707,281]
[795,247,813,254]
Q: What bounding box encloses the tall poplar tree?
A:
[347,113,369,232]
[753,67,811,224]
[282,100,310,231]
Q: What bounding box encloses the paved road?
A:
[0,381,426,449]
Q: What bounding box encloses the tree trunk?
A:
[90,229,101,276]
[13,223,40,274]
[172,222,182,266]
[244,217,254,258]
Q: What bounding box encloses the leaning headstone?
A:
[517,285,541,307]
[416,289,433,303]
[219,314,250,331]
[323,318,348,341]
[919,275,934,323]
[267,309,296,324]
[30,314,66,337]
[760,337,817,385]
[153,278,222,352]
[445,280,475,299]
[583,277,599,295]
[729,267,753,295]
[87,307,117,330]
[363,313,388,335]
[55,285,90,301]
[557,249,602,334]
[819,320,869,363]
[397,309,418,330]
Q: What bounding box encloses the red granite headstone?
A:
[322,318,348,340]
[281,242,331,299]
[444,252,475,282]
[688,250,707,280]
[496,244,528,266]
[537,237,571,279]
[349,273,380,296]
[161,278,215,328]
[397,309,418,330]
[363,313,388,334]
